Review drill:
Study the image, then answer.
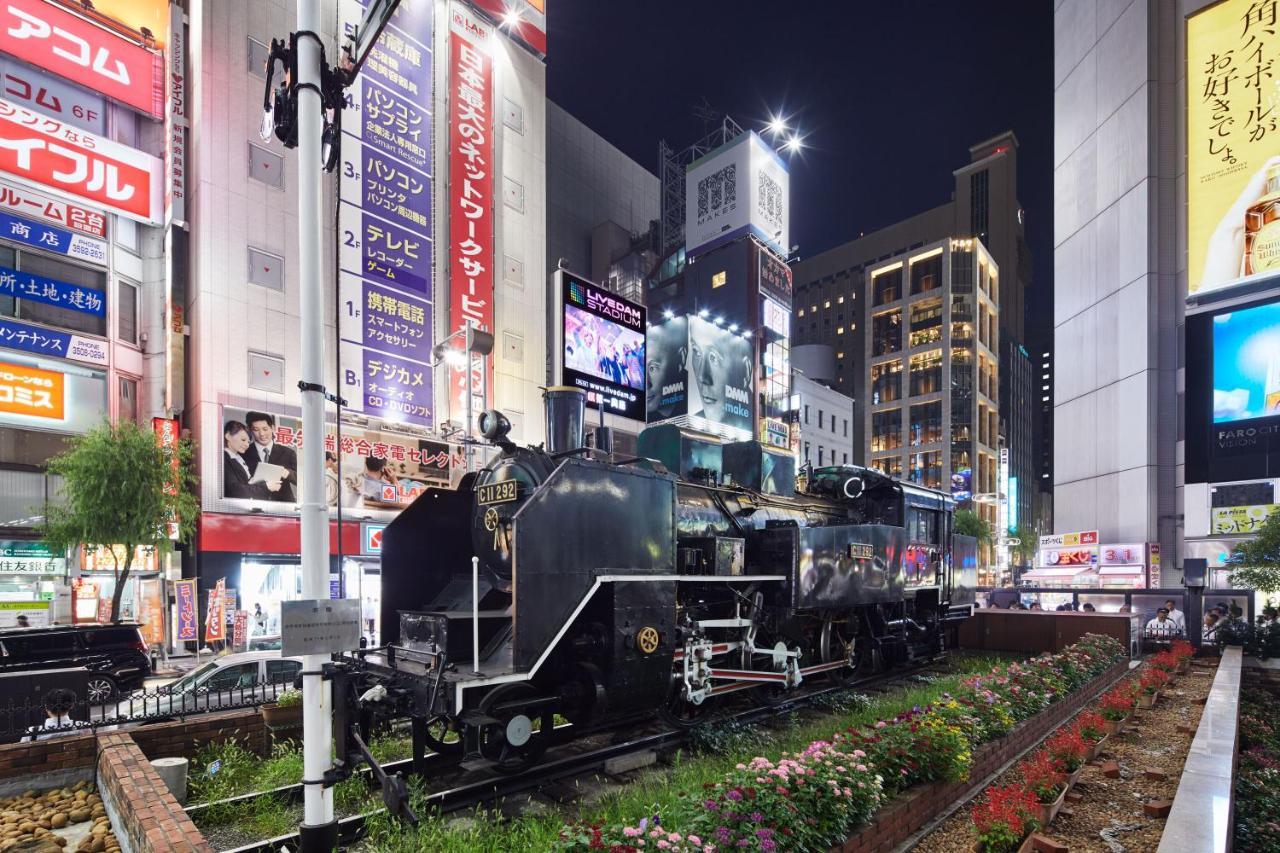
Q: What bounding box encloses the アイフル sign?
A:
[0,98,163,224]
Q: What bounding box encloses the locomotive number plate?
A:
[848,543,874,560]
[477,480,518,505]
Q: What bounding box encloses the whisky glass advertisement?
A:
[1212,299,1280,423]
[1188,0,1280,297]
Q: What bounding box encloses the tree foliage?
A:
[43,420,199,622]
[1227,510,1280,594]
[954,509,992,545]
[1007,524,1037,566]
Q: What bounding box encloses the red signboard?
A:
[447,8,494,426]
[0,180,105,236]
[204,576,224,643]
[153,416,179,537]
[0,98,163,223]
[466,0,546,56]
[0,0,163,117]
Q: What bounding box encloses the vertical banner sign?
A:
[338,0,434,426]
[139,578,164,646]
[165,2,186,226]
[232,610,248,650]
[204,577,225,643]
[152,416,180,538]
[447,6,494,427]
[174,578,196,641]
[1148,543,1162,589]
[1188,1,1280,296]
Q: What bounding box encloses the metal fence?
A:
[1,678,296,743]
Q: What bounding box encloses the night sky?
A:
[546,1,1055,336]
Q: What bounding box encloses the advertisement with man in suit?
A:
[243,411,299,502]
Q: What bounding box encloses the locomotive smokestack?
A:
[544,386,586,454]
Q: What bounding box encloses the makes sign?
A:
[0,0,163,118]
[0,98,163,224]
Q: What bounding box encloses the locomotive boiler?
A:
[336,392,975,774]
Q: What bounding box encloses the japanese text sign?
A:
[174,577,195,641]
[0,0,163,117]
[0,178,105,237]
[0,315,108,365]
[0,359,62,420]
[0,208,105,263]
[0,264,105,315]
[0,97,163,224]
[448,6,494,425]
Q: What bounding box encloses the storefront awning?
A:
[1099,565,1144,576]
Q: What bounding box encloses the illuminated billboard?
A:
[1187,0,1280,296]
[560,273,646,421]
[685,131,789,259]
[1212,300,1280,423]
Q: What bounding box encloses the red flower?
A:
[1100,685,1136,721]
[1018,749,1065,803]
[1140,667,1169,694]
[971,784,1040,839]
[1045,727,1088,772]
[1073,710,1107,742]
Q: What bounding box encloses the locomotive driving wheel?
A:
[476,683,555,773]
[420,714,463,756]
[820,612,867,687]
[658,672,721,729]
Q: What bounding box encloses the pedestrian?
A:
[253,603,267,636]
[1164,599,1186,633]
[22,689,78,742]
[16,614,29,627]
[1082,602,1096,612]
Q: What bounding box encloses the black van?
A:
[0,625,151,702]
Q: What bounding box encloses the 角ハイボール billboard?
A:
[560,273,646,421]
[1188,0,1280,296]
[685,131,789,259]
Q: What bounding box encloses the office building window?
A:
[871,408,902,452]
[818,410,824,430]
[870,360,902,404]
[970,169,989,243]
[804,404,809,424]
[118,376,138,423]
[117,280,139,344]
[871,267,902,306]
[872,310,902,355]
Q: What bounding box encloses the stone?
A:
[603,749,657,775]
[1100,760,1121,779]
[1031,834,1069,853]
[1144,799,1173,818]
[1066,791,1084,804]
[1143,768,1167,781]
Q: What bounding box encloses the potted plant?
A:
[1137,668,1168,709]
[970,783,1041,853]
[262,688,303,727]
[1099,685,1136,735]
[1171,640,1195,673]
[1019,750,1068,828]
[1073,710,1109,760]
[1149,651,1179,680]
[1045,727,1089,787]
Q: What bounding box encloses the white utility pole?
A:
[294,0,334,845]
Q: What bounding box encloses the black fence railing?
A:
[1,679,295,744]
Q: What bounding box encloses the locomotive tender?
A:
[340,393,975,774]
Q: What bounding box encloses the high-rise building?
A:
[794,132,1035,528]
[862,238,1000,537]
[545,101,660,304]
[1037,348,1053,531]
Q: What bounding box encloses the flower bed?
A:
[554,634,1128,853]
[1236,679,1280,852]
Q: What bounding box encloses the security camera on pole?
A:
[257,2,400,850]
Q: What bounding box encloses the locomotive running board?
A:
[452,573,788,709]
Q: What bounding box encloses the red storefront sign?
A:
[0,98,163,223]
[0,0,163,118]
[447,7,493,426]
[152,416,179,538]
[0,180,105,236]
[204,576,224,643]
[466,0,546,56]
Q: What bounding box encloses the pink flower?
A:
[669,834,682,843]
[844,787,853,796]
[624,827,641,838]
[853,749,866,758]
[857,781,866,788]
[651,829,662,838]
[875,721,887,729]
[657,841,670,850]
[688,837,701,847]
[856,764,867,772]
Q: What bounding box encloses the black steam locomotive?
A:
[334,393,975,776]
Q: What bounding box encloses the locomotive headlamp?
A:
[478,410,515,453]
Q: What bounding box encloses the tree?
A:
[1008,524,1037,567]
[44,420,199,622]
[1226,510,1280,594]
[954,508,992,545]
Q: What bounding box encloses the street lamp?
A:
[431,324,495,473]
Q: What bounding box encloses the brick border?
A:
[832,658,1131,853]
[97,731,212,853]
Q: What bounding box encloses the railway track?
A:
[205,657,951,853]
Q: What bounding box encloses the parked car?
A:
[0,625,151,703]
[114,651,303,720]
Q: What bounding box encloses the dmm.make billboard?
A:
[1187,0,1280,297]
[685,131,788,259]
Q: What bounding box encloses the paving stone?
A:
[1065,791,1084,804]
[1031,834,1069,853]
[1100,760,1121,778]
[1144,799,1173,818]
[1143,768,1167,781]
